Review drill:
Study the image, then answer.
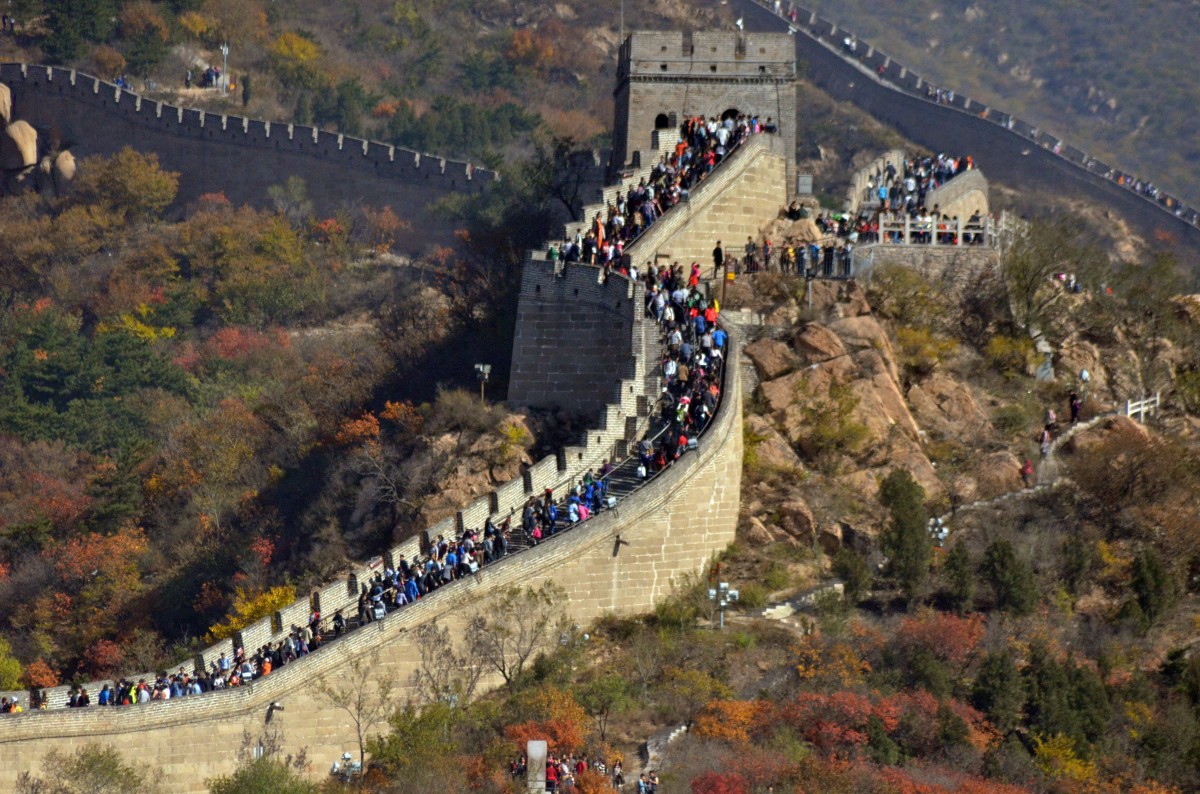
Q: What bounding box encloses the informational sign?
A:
[527,740,548,792]
[796,174,813,195]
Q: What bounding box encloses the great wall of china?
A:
[0,33,799,788]
[0,63,495,249]
[732,0,1200,255]
[2,9,1194,784]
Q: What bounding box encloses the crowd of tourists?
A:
[3,231,728,715]
[510,754,649,791]
[507,752,668,792]
[548,113,775,268]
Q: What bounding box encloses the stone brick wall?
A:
[0,64,494,250]
[507,260,650,419]
[855,244,999,286]
[0,334,743,793]
[611,32,797,187]
[626,134,791,274]
[925,169,989,222]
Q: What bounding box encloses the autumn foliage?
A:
[692,699,768,743]
[504,687,590,755]
[205,585,296,643]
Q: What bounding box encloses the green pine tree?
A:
[879,469,930,606]
[981,539,1039,615]
[1131,546,1178,625]
[943,539,976,613]
[972,649,1025,733]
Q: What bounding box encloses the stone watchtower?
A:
[611,30,797,188]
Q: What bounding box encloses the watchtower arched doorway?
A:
[721,108,740,122]
[654,113,671,130]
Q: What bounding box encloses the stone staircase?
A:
[544,129,683,252]
[932,413,1123,525]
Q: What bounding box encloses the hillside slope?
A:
[801,0,1200,206]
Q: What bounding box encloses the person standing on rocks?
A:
[1021,457,1035,488]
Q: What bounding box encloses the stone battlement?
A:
[1,63,495,247]
[620,31,797,78]
[1,64,493,189]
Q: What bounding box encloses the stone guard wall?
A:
[0,333,743,793]
[627,133,790,275]
[0,64,495,249]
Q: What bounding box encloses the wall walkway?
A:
[0,64,495,249]
[729,1,1200,258]
[0,118,759,793]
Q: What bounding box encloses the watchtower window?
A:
[710,65,717,72]
[654,113,670,130]
[660,63,668,71]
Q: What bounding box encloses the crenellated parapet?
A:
[0,63,496,247]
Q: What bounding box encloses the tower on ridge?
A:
[611,30,797,188]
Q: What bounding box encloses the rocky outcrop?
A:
[417,415,536,526]
[907,373,993,438]
[792,322,847,364]
[744,337,798,380]
[0,83,10,125]
[745,415,804,473]
[950,450,1023,502]
[778,497,817,542]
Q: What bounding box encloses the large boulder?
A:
[1,120,37,170]
[741,516,774,547]
[907,373,992,439]
[745,337,799,380]
[817,523,843,554]
[745,415,804,473]
[792,322,847,364]
[0,83,11,125]
[778,498,816,542]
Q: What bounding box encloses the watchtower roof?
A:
[621,31,796,80]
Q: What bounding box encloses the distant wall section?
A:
[730,2,1200,257]
[0,64,496,251]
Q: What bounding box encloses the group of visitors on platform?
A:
[547,112,776,268]
[511,753,637,791]
[726,235,854,279]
